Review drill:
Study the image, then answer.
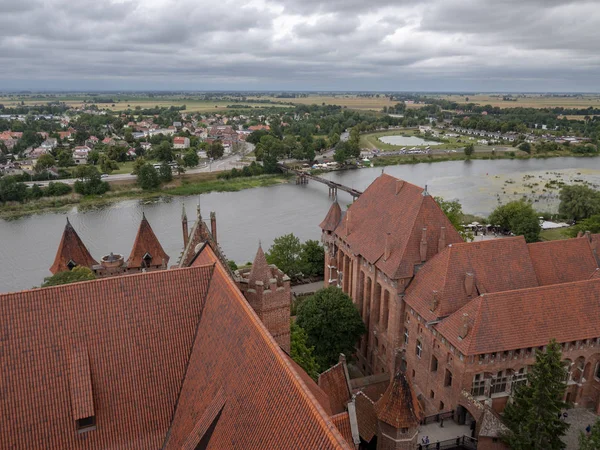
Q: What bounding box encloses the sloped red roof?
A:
[528,237,598,286]
[318,362,352,415]
[333,175,462,280]
[283,353,333,415]
[248,244,272,285]
[374,371,422,429]
[127,214,169,268]
[404,237,539,321]
[436,278,600,355]
[164,246,350,449]
[331,412,354,449]
[50,219,98,274]
[320,201,342,232]
[354,392,377,442]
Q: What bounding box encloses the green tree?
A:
[266,233,302,279]
[154,140,174,162]
[565,214,600,237]
[73,166,109,195]
[296,287,366,369]
[489,200,541,242]
[502,340,569,450]
[579,419,600,450]
[435,197,473,241]
[137,164,161,190]
[207,141,225,159]
[299,240,325,277]
[464,143,475,157]
[132,157,147,175]
[182,149,199,167]
[519,142,532,153]
[159,162,173,182]
[56,149,74,167]
[87,150,100,165]
[42,266,96,287]
[558,185,600,221]
[0,176,28,203]
[99,154,119,174]
[290,321,320,381]
[34,153,55,173]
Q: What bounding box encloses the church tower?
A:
[50,218,98,274]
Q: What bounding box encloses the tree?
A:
[519,142,532,154]
[558,185,600,221]
[435,197,473,241]
[266,233,302,279]
[159,162,173,183]
[132,157,147,175]
[154,140,174,162]
[579,419,600,450]
[299,240,325,277]
[137,164,161,190]
[502,340,569,450]
[182,149,199,167]
[99,154,119,174]
[489,200,541,242]
[565,214,600,237]
[296,287,366,368]
[87,150,100,165]
[464,143,474,157]
[42,266,96,287]
[207,140,225,159]
[73,165,109,195]
[290,321,320,381]
[34,154,55,173]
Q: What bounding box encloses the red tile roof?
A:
[320,201,342,232]
[404,237,539,321]
[374,371,422,429]
[2,246,352,449]
[528,237,598,286]
[50,219,98,274]
[318,362,352,415]
[283,353,333,415]
[332,175,462,279]
[354,392,377,442]
[248,244,272,285]
[127,214,170,268]
[436,278,600,355]
[331,412,354,449]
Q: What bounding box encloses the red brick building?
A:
[320,173,600,431]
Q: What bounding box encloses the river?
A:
[3,157,600,293]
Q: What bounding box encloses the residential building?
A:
[173,136,190,149]
[73,146,91,165]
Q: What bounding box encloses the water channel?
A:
[3,157,600,293]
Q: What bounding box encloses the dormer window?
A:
[142,252,152,267]
[67,260,77,270]
[77,416,96,433]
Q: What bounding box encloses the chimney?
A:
[346,210,351,236]
[210,211,217,243]
[585,230,591,242]
[182,204,189,249]
[577,231,584,238]
[459,313,469,339]
[395,180,404,195]
[430,290,439,312]
[420,227,428,262]
[384,232,391,261]
[438,227,446,253]
[464,272,475,296]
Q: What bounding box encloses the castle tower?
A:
[182,204,189,249]
[210,211,217,244]
[319,200,342,287]
[373,352,422,450]
[50,218,98,274]
[126,213,170,272]
[239,245,291,352]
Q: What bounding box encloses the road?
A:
[27,144,254,187]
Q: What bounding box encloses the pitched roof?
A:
[354,392,377,442]
[248,244,272,285]
[528,238,598,286]
[320,201,342,232]
[404,237,539,321]
[373,371,422,429]
[2,246,351,449]
[283,353,333,415]
[318,361,352,415]
[436,278,600,355]
[127,214,169,268]
[49,219,98,274]
[331,412,354,449]
[333,174,462,280]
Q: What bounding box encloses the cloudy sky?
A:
[1,0,599,92]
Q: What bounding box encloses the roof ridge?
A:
[319,361,343,377]
[472,274,600,298]
[354,391,375,405]
[206,247,350,449]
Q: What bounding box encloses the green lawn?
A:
[539,227,571,241]
[112,161,137,175]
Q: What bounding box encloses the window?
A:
[444,369,453,387]
[431,355,438,372]
[404,329,409,345]
[596,363,600,380]
[471,373,485,396]
[67,259,77,270]
[416,340,422,358]
[430,390,435,399]
[412,369,415,378]
[77,416,96,433]
[490,370,509,395]
[513,367,528,392]
[439,401,445,411]
[142,252,152,267]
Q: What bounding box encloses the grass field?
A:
[360,129,464,151]
[247,95,403,111]
[539,227,571,241]
[431,94,600,109]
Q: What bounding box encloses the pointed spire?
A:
[422,184,429,196]
[319,199,342,231]
[248,244,272,285]
[197,197,201,219]
[50,219,98,274]
[181,203,187,221]
[127,215,170,269]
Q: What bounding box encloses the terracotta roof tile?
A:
[332,175,462,280]
[373,371,422,429]
[331,412,354,449]
[127,214,170,268]
[320,201,342,232]
[436,278,600,355]
[284,353,333,415]
[404,237,539,321]
[318,362,352,415]
[354,392,377,442]
[50,219,98,274]
[248,244,272,285]
[528,238,598,286]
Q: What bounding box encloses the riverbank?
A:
[0,172,289,219]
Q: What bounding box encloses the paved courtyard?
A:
[418,419,471,445]
[563,408,597,450]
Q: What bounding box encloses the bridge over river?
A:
[278,164,363,199]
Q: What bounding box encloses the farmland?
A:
[430,93,600,109]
